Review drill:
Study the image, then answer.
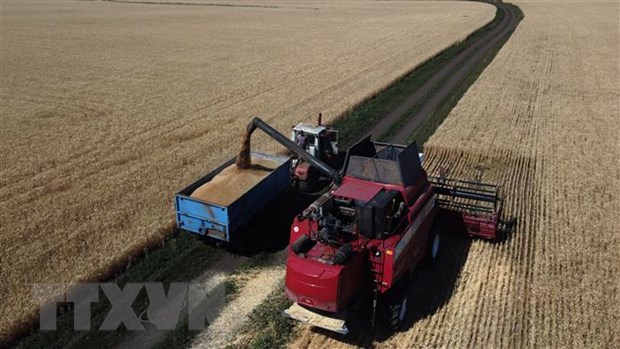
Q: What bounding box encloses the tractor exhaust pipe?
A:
[236,117,342,185]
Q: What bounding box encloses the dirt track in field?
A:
[190,252,287,349]
[367,2,520,143]
[388,2,519,143]
[116,255,247,349]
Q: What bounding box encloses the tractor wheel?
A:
[297,168,318,192]
[297,179,312,192]
[424,226,441,264]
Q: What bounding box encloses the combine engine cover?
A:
[285,193,373,314]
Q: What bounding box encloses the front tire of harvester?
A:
[424,226,440,264]
[388,296,408,332]
[382,279,408,332]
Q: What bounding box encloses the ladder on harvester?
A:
[428,176,502,240]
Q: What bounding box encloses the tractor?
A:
[290,113,339,192]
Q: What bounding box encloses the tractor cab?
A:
[290,121,339,191]
[291,123,338,159]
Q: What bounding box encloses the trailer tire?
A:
[231,224,258,255]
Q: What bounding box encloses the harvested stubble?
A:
[0,0,495,342]
[190,157,278,206]
[290,1,619,348]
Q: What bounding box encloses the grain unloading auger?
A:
[236,117,342,185]
[175,117,502,333]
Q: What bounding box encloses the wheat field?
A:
[290,0,619,347]
[0,0,495,342]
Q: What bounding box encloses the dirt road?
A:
[391,2,519,143]
[367,2,520,144]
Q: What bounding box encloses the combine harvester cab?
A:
[174,152,290,243]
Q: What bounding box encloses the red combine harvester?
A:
[279,136,501,333]
[211,118,501,333]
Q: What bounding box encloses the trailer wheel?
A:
[231,224,258,256]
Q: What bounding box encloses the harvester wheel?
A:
[424,226,441,264]
[387,296,408,331]
[382,279,408,332]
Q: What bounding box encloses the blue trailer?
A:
[175,152,290,242]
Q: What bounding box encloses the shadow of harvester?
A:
[228,188,318,256]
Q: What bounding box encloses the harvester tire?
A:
[382,279,408,332]
[387,296,408,331]
[424,226,441,264]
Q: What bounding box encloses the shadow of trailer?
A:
[174,152,290,243]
